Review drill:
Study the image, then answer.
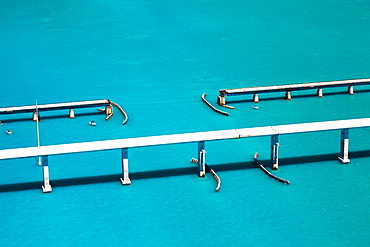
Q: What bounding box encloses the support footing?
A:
[317,88,324,97]
[285,91,292,100]
[253,93,259,103]
[120,178,131,185]
[272,163,279,170]
[42,185,52,193]
[348,85,354,95]
[33,111,40,121]
[105,104,113,115]
[69,109,75,118]
[217,95,226,106]
[338,157,350,164]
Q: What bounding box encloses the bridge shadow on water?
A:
[2,150,370,193]
[0,112,103,123]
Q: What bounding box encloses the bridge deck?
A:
[0,118,370,160]
[220,78,370,95]
[0,99,110,115]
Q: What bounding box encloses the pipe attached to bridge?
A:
[191,158,221,192]
[254,152,290,185]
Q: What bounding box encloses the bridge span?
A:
[218,78,370,106]
[1,118,369,192]
[0,99,128,124]
[0,99,114,121]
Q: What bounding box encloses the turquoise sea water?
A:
[1,0,370,246]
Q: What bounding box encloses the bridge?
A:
[0,117,369,193]
[0,99,128,123]
[218,78,370,107]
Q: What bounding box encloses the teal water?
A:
[1,0,370,246]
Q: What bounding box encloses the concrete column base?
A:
[253,93,259,103]
[42,184,52,193]
[120,178,131,185]
[218,95,226,106]
[69,109,75,118]
[105,105,113,115]
[285,91,292,100]
[32,111,40,121]
[338,157,350,164]
[317,88,323,97]
[348,86,354,95]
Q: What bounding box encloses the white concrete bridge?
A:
[1,117,370,192]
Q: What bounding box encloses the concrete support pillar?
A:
[41,156,52,193]
[348,85,354,95]
[218,95,226,106]
[32,111,40,122]
[120,148,131,185]
[271,135,280,170]
[285,91,292,100]
[338,129,350,164]
[69,109,75,118]
[253,93,259,103]
[105,104,113,115]
[198,141,206,177]
[317,88,323,97]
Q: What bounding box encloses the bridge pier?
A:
[120,148,131,185]
[105,104,113,115]
[338,129,350,164]
[69,109,75,118]
[317,88,323,97]
[198,141,206,177]
[285,91,292,100]
[218,95,226,106]
[271,135,280,170]
[217,78,370,105]
[32,111,40,121]
[253,93,259,103]
[348,86,354,95]
[41,155,52,193]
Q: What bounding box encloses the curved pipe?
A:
[110,101,129,125]
[201,93,229,116]
[206,165,221,192]
[191,158,222,192]
[254,152,290,185]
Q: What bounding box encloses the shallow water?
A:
[1,0,370,246]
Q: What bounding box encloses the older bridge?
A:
[218,78,370,107]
